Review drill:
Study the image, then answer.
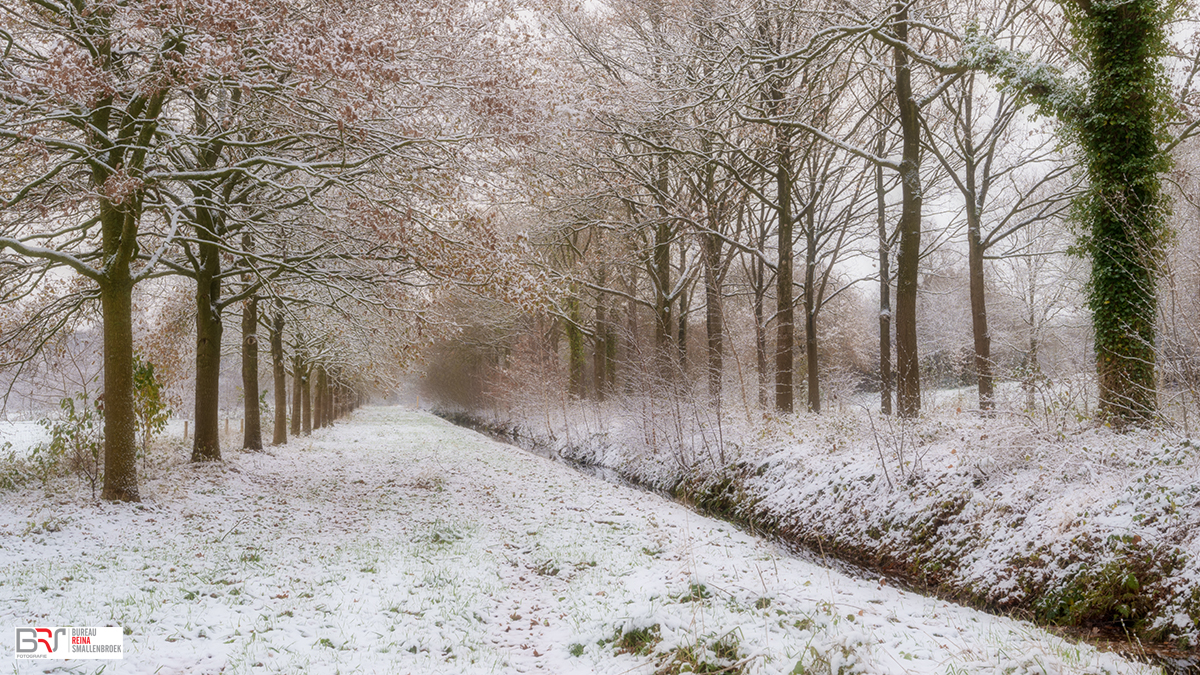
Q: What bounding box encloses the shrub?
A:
[38,393,104,497]
[133,353,171,466]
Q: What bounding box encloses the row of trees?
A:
[453,0,1195,428]
[0,0,546,500]
[3,0,1198,503]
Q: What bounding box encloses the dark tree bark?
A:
[775,132,795,414]
[321,366,331,427]
[893,1,923,418]
[605,322,618,390]
[313,364,326,429]
[652,153,675,375]
[291,353,303,437]
[803,208,820,413]
[624,269,638,390]
[324,372,334,424]
[241,247,262,450]
[752,252,769,409]
[593,293,608,400]
[966,195,994,411]
[193,224,224,462]
[301,363,312,435]
[566,292,586,398]
[95,82,166,500]
[592,255,608,399]
[99,241,139,501]
[75,20,166,500]
[955,76,995,412]
[271,305,287,445]
[677,242,689,368]
[703,230,724,402]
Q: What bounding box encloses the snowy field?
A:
[1,418,193,459]
[0,420,49,457]
[0,406,1157,674]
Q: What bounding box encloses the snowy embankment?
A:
[445,402,1200,653]
[0,406,1158,674]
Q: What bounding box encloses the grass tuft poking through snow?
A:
[0,407,1162,674]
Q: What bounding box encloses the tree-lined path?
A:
[0,407,1151,674]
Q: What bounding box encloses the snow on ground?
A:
[477,391,1200,650]
[0,419,192,460]
[0,421,49,458]
[0,406,1156,674]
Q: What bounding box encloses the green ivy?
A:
[1072,0,1172,423]
[968,0,1173,424]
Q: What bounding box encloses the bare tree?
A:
[921,74,1078,410]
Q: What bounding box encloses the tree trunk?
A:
[893,2,923,418]
[566,291,586,398]
[325,372,334,424]
[271,305,287,445]
[677,243,689,369]
[804,213,820,413]
[94,79,165,500]
[652,154,674,377]
[624,268,638,392]
[1024,334,1040,411]
[593,293,608,401]
[877,133,893,415]
[1082,0,1163,423]
[240,232,263,450]
[313,364,326,429]
[193,233,223,461]
[99,271,139,501]
[775,131,795,413]
[703,231,724,402]
[321,367,331,427]
[241,292,262,450]
[967,210,993,411]
[606,321,618,390]
[961,77,994,412]
[291,353,303,437]
[753,256,768,409]
[301,363,312,435]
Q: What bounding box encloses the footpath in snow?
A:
[0,406,1157,674]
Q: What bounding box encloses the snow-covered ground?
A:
[0,407,1159,674]
[0,419,193,459]
[0,420,49,457]
[461,389,1200,652]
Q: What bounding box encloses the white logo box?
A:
[14,627,123,659]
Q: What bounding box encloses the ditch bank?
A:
[436,409,1200,672]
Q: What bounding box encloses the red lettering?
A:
[36,628,53,653]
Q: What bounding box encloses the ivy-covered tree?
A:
[1072,0,1171,422]
[966,0,1172,424]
